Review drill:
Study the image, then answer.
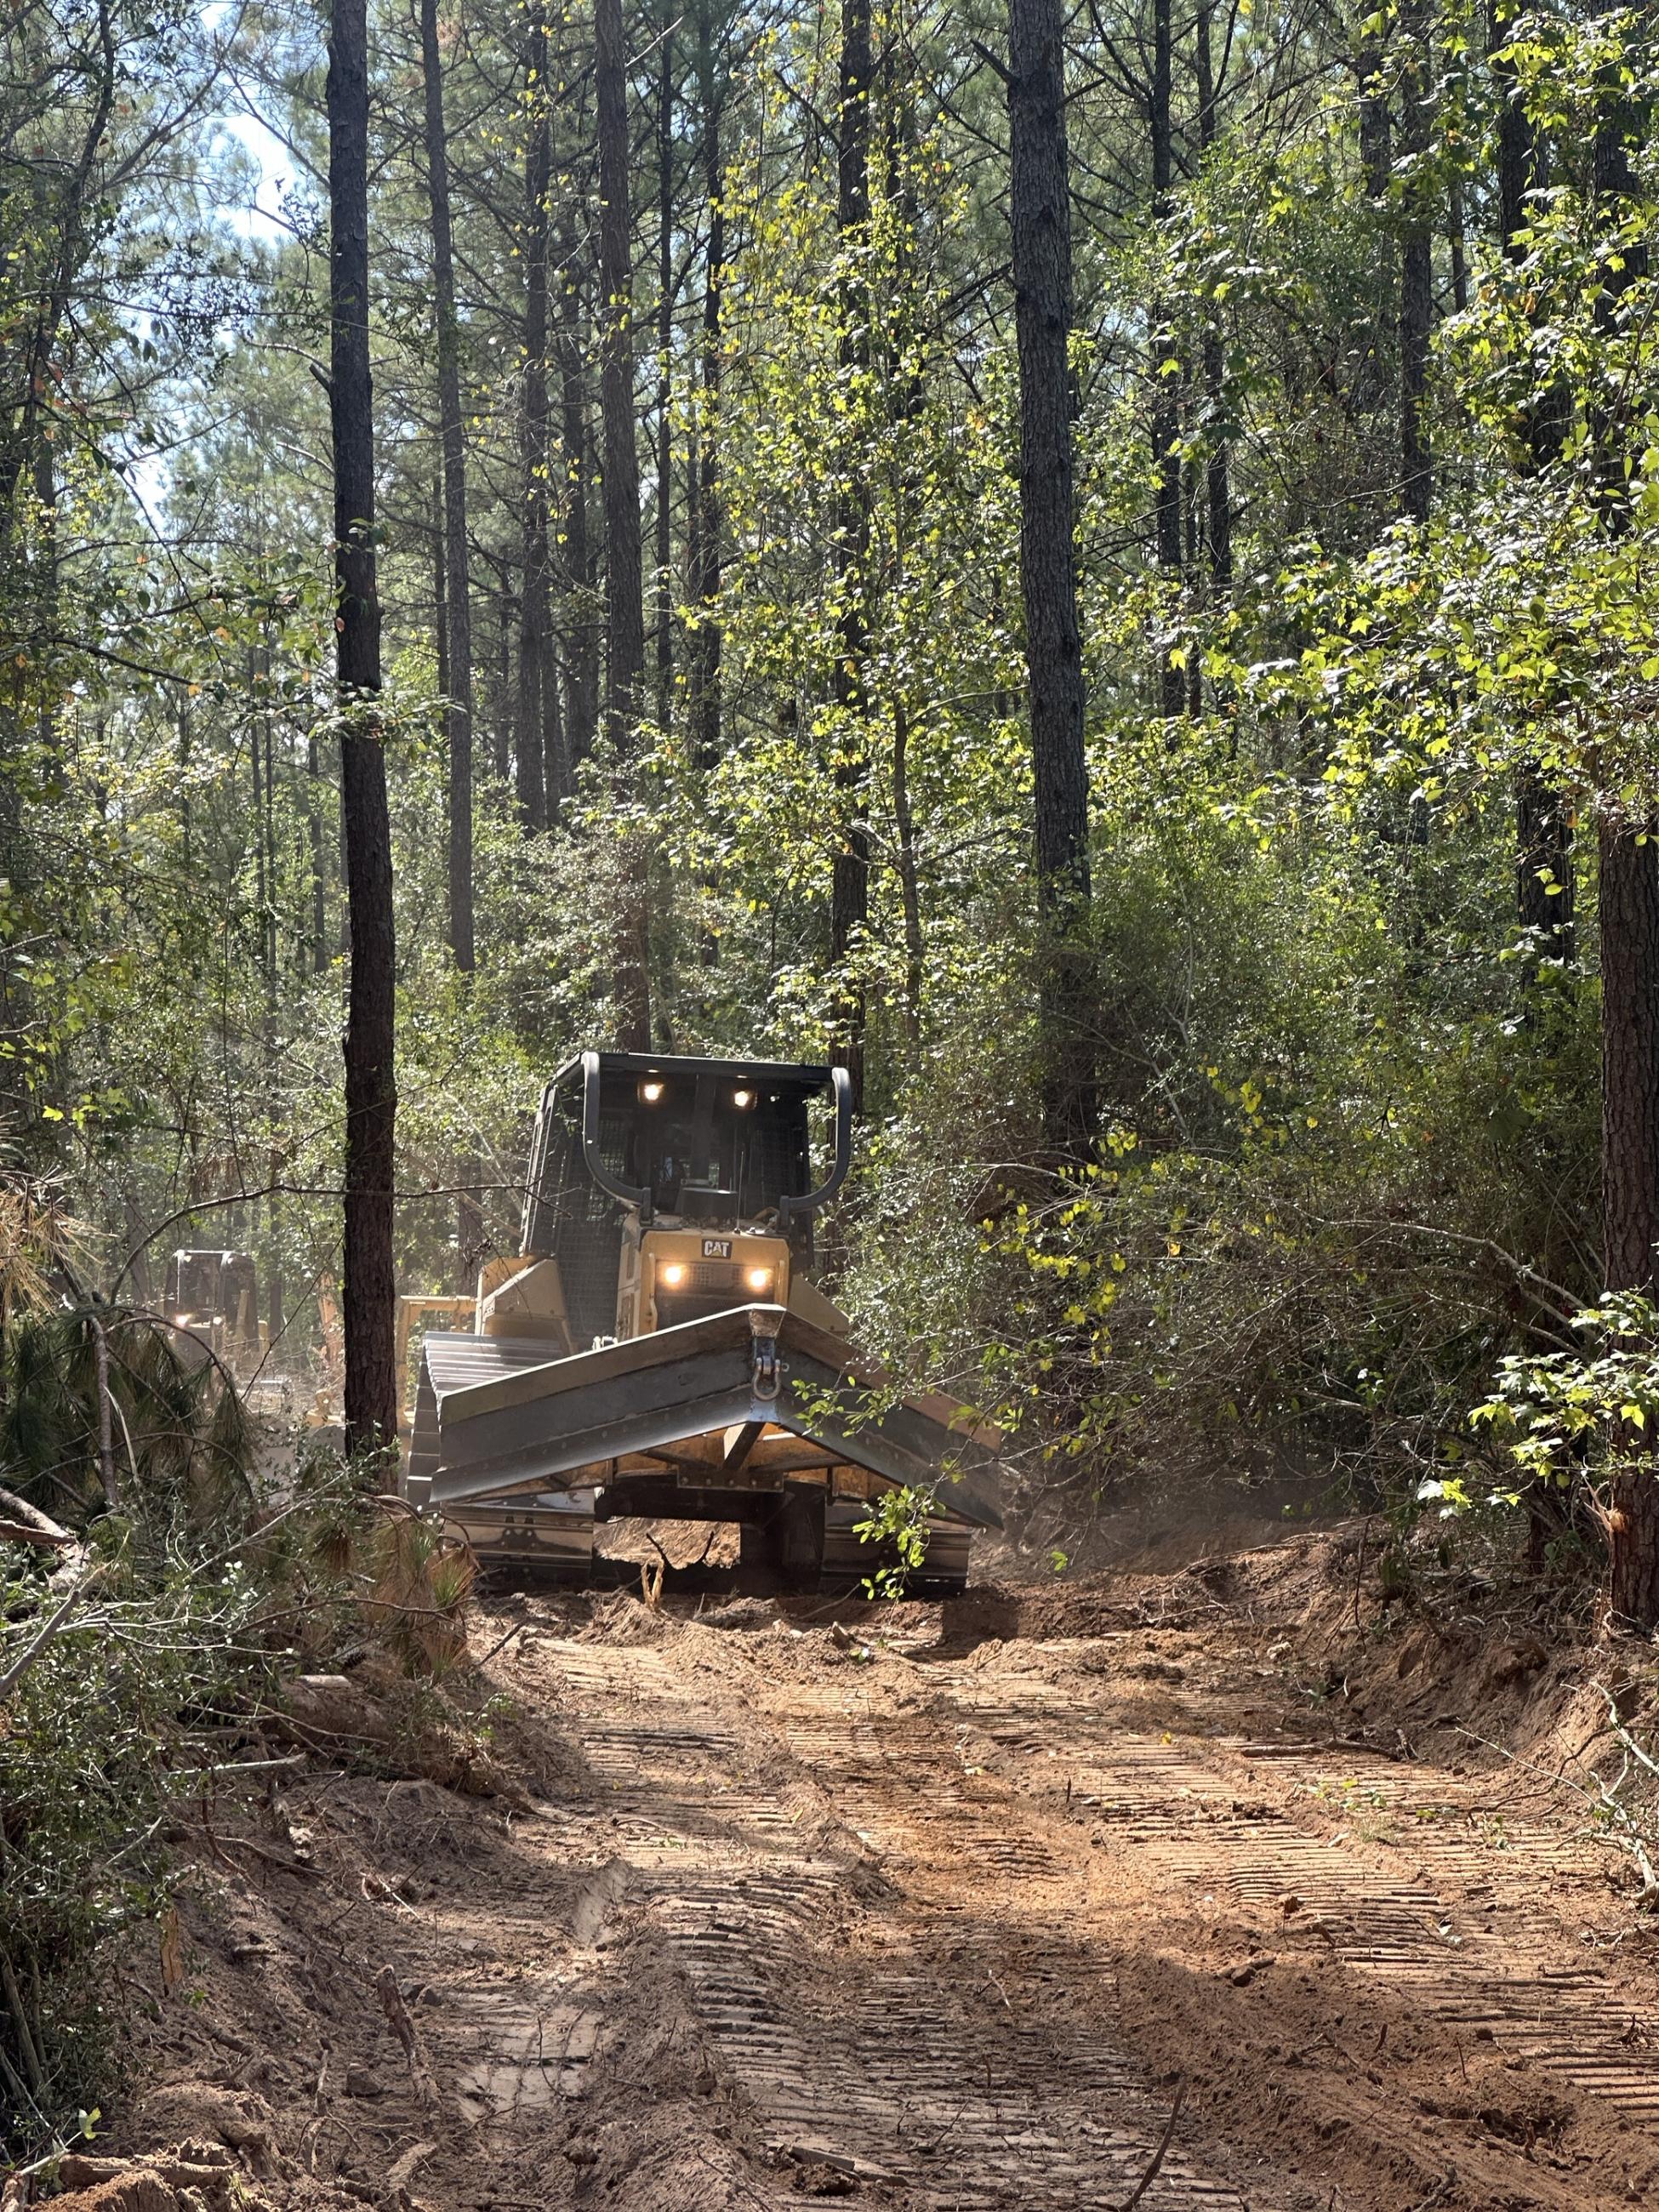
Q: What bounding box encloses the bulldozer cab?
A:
[521,1051,851,1347]
[163,1248,263,1371]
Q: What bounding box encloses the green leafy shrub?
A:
[1436,1292,1659,1518]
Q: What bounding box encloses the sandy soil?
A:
[42,1527,1659,2211]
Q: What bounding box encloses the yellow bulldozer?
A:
[163,1248,265,1377]
[400,1050,1001,1593]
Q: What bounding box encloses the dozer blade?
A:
[405,1305,1001,1591]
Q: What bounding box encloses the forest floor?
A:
[47,1524,1659,2212]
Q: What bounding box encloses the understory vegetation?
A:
[0,1203,476,2160]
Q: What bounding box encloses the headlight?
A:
[641,1079,664,1103]
[733,1087,755,1109]
[744,1266,772,1294]
[659,1263,687,1287]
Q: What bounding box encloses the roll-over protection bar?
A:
[579,1048,653,1217]
[576,1050,852,1230]
[778,1064,852,1229]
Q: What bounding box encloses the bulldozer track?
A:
[518,1635,1659,2203]
[539,1641,1278,2209]
[134,1581,1659,2211]
[921,1666,1659,2133]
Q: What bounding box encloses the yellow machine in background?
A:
[164,1249,265,1377]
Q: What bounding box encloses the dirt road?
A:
[97,1536,1659,2211]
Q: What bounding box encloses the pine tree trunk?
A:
[1491,0,1533,263]
[1356,26,1393,202]
[517,18,553,828]
[1601,821,1659,1627]
[892,697,923,1046]
[595,0,650,1050]
[1355,19,1396,451]
[1515,764,1575,981]
[687,0,725,767]
[1398,0,1433,525]
[654,10,675,731]
[1595,61,1658,1628]
[830,0,872,1113]
[556,205,600,767]
[307,727,328,975]
[1448,177,1468,314]
[328,0,398,1455]
[1150,0,1183,715]
[1195,0,1231,606]
[596,0,645,739]
[419,0,475,971]
[432,473,448,702]
[1491,1,1572,989]
[1009,0,1092,1149]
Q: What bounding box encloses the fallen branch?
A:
[1112,2080,1185,2212]
[476,1617,528,1668]
[54,2152,239,2194]
[375,1964,441,2109]
[211,1832,323,1879]
[386,2138,438,2189]
[0,1484,72,1546]
[0,1518,71,1550]
[0,1569,100,1701]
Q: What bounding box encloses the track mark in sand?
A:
[932,1670,1659,2133]
[540,1639,1274,2210]
[444,1984,602,2120]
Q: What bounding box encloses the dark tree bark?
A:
[30,442,58,756]
[1593,65,1659,1628]
[830,0,872,1113]
[654,8,675,731]
[1355,17,1396,442]
[1448,176,1468,314]
[517,15,554,828]
[1009,0,1092,1147]
[1195,0,1231,604]
[1491,0,1534,263]
[1602,824,1659,1628]
[490,578,512,782]
[595,0,650,1048]
[1489,3,1573,988]
[307,727,328,976]
[596,0,645,739]
[886,77,926,1043]
[1356,23,1393,203]
[1150,0,1183,715]
[1181,458,1201,716]
[687,0,725,767]
[328,0,398,1454]
[432,472,448,704]
[556,204,600,767]
[419,0,475,971]
[1602,846,1659,1299]
[1398,0,1433,525]
[1515,766,1575,978]
[892,696,924,1046]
